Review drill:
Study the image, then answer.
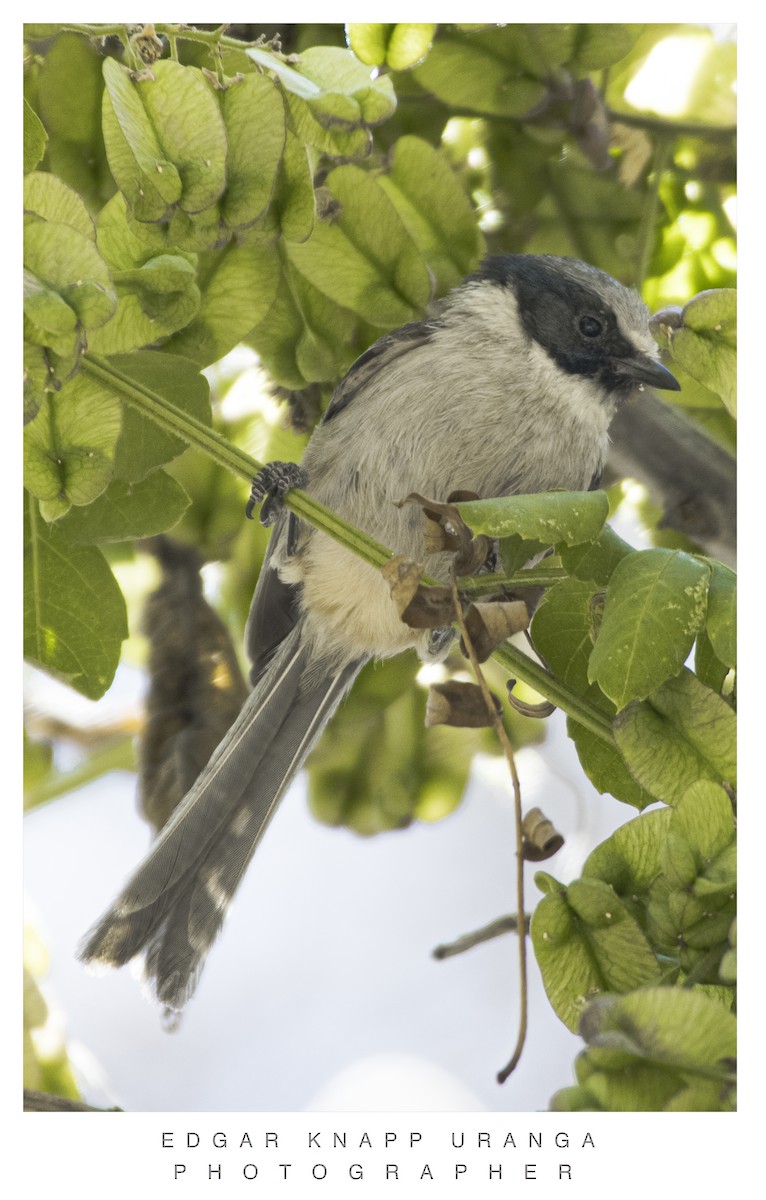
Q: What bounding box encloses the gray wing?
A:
[245,512,302,686]
[322,318,439,423]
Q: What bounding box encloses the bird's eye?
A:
[579,315,603,338]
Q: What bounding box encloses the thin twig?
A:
[448,567,528,1084]
[433,914,530,960]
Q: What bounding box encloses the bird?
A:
[80,253,680,1011]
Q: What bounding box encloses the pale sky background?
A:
[25,696,631,1113]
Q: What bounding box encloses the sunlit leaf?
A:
[613,670,737,805]
[668,290,737,416]
[101,57,182,222]
[164,242,281,367]
[24,100,48,174]
[413,28,547,117]
[700,558,736,669]
[140,61,227,214]
[378,135,484,291]
[24,493,128,698]
[24,370,122,514]
[219,73,286,231]
[58,472,191,543]
[531,875,662,1032]
[347,23,437,71]
[106,351,212,482]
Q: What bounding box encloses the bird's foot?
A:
[246,462,308,525]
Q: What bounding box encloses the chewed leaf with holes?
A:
[588,548,710,709]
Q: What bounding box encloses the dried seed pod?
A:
[425,679,501,728]
[381,555,424,614]
[506,678,556,718]
[521,807,565,861]
[462,599,529,662]
[381,556,455,628]
[397,490,494,576]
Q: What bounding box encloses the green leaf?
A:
[378,135,484,292]
[413,28,547,117]
[139,61,228,214]
[613,670,737,805]
[347,23,437,71]
[666,290,737,416]
[522,541,645,816]
[571,24,637,71]
[287,165,432,326]
[531,577,603,700]
[89,194,201,354]
[558,523,632,586]
[286,93,371,159]
[24,99,48,173]
[309,657,483,834]
[663,1080,736,1112]
[573,1061,687,1112]
[24,493,128,699]
[531,876,662,1032]
[702,559,736,669]
[567,720,658,810]
[102,59,183,222]
[251,45,395,157]
[24,370,123,514]
[583,808,671,897]
[24,272,78,339]
[245,47,322,101]
[671,780,735,865]
[24,171,95,241]
[498,534,549,577]
[106,351,212,481]
[694,628,729,694]
[588,548,710,709]
[578,988,736,1079]
[246,266,356,389]
[36,31,103,145]
[512,25,577,78]
[25,217,117,333]
[24,337,78,423]
[458,489,609,545]
[246,131,315,246]
[219,73,286,231]
[57,472,191,543]
[296,46,397,126]
[164,242,281,367]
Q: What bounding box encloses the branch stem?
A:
[433,914,530,960]
[449,569,528,1084]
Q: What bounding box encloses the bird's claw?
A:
[246,462,308,525]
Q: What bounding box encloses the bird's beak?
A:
[611,353,681,392]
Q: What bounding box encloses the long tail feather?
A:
[80,626,363,1009]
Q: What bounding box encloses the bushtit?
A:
[81,254,679,1010]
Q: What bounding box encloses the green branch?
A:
[81,352,615,745]
[633,136,673,289]
[606,107,736,144]
[50,22,291,57]
[82,354,393,571]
